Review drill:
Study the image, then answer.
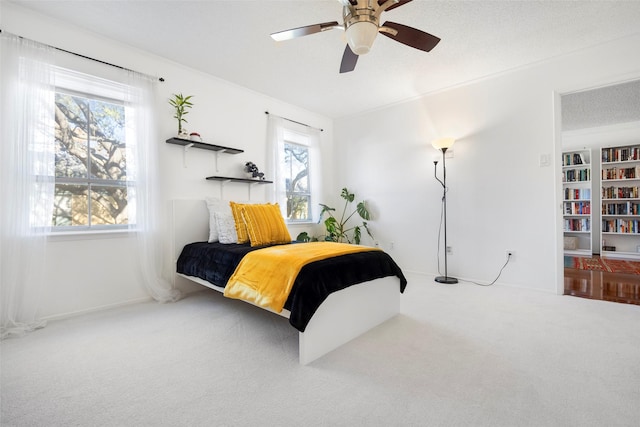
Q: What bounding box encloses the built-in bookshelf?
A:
[600,144,640,259]
[563,149,592,256]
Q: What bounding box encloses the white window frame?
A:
[268,116,322,224]
[49,67,134,233]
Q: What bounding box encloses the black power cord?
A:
[435,186,512,286]
[462,253,512,287]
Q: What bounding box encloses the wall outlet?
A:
[446,246,453,254]
[506,250,515,261]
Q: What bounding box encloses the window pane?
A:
[91,185,128,225]
[55,93,88,178]
[288,195,310,221]
[53,86,128,231]
[53,183,89,226]
[53,184,128,226]
[89,99,126,180]
[284,142,310,220]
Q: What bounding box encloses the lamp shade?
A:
[432,137,456,150]
[346,21,378,55]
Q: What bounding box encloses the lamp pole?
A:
[434,146,458,284]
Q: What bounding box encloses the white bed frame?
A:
[171,199,400,364]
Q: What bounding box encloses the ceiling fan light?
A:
[346,21,378,55]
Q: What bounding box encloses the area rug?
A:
[564,256,640,275]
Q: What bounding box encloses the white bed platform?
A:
[171,199,400,364]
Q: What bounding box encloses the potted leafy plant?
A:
[318,187,373,244]
[168,93,193,137]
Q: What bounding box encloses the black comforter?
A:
[176,242,407,332]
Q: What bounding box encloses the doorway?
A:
[560,79,640,305]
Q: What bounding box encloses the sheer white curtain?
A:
[266,115,287,206]
[0,34,56,338]
[125,71,181,303]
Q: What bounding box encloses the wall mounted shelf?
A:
[165,137,244,154]
[166,137,243,170]
[206,176,273,184]
[206,176,273,200]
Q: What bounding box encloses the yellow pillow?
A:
[241,203,292,247]
[229,201,250,244]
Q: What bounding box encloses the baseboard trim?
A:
[40,296,153,322]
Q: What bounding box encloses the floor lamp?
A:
[432,137,458,284]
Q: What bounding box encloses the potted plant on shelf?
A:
[244,161,265,180]
[168,93,193,138]
[318,187,373,244]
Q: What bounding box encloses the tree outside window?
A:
[284,141,310,221]
[53,91,128,228]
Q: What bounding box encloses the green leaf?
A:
[362,221,373,238]
[353,226,361,245]
[296,232,310,242]
[341,188,355,203]
[318,204,335,223]
[356,201,370,220]
[324,217,339,242]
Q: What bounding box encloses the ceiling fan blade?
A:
[378,0,413,12]
[380,21,441,52]
[339,44,359,73]
[271,21,340,41]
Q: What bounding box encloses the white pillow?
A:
[205,197,231,243]
[215,211,238,244]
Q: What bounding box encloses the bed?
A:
[171,199,407,364]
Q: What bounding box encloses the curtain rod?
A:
[265,111,324,132]
[0,29,164,82]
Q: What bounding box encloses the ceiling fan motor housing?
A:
[343,1,380,55]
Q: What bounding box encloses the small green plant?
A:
[168,93,193,135]
[295,231,318,242]
[318,188,372,244]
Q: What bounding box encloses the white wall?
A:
[1,3,334,319]
[4,3,640,319]
[335,34,640,292]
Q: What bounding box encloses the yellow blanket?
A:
[223,242,380,313]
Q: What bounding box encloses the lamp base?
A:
[435,276,458,284]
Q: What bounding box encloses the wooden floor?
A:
[564,267,640,305]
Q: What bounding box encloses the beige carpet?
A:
[2,274,639,426]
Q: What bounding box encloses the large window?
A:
[51,68,133,231]
[53,91,128,228]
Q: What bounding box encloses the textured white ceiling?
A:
[9,0,640,119]
[562,80,640,131]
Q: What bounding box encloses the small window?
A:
[52,85,129,230]
[268,115,322,224]
[283,141,311,221]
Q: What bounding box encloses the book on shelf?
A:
[602,146,640,163]
[563,168,591,182]
[602,218,640,233]
[602,165,640,180]
[602,186,639,199]
[562,152,586,166]
[602,201,640,215]
[564,187,591,200]
[564,218,590,232]
[564,201,591,215]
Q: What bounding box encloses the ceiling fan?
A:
[270,0,441,73]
